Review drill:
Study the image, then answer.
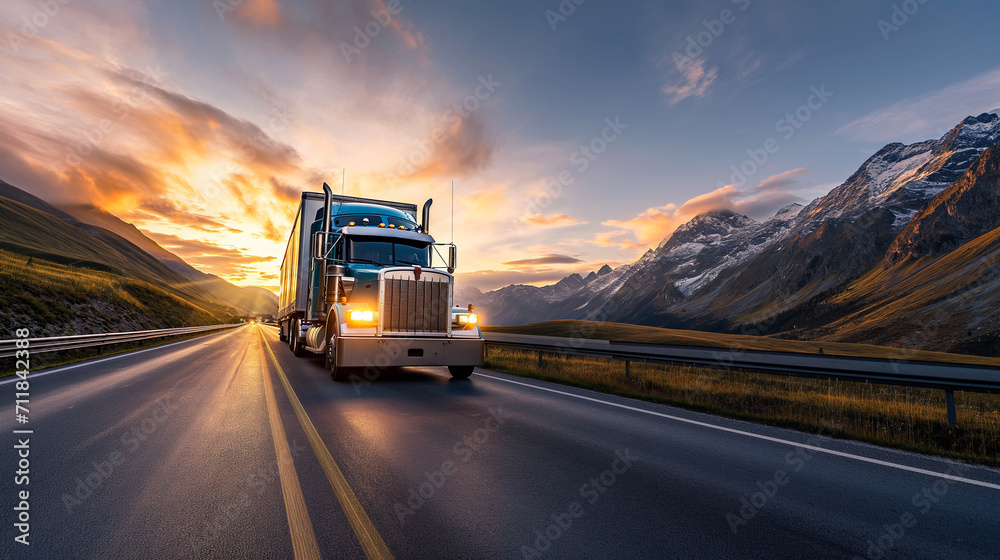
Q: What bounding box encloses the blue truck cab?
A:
[278,185,484,381]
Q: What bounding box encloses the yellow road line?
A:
[256,327,323,560]
[257,327,395,560]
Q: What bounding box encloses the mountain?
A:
[885,142,1000,265]
[0,179,80,222]
[783,144,1000,354]
[471,114,1000,356]
[0,180,276,319]
[652,112,1000,326]
[58,204,192,265]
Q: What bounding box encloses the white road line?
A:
[474,371,1000,491]
[0,327,244,386]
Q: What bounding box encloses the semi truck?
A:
[277,183,484,381]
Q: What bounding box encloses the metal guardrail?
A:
[483,332,1000,427]
[0,324,243,359]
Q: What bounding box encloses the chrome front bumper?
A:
[335,336,484,370]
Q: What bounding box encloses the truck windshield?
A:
[348,239,430,267]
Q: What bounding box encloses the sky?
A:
[2,0,1000,293]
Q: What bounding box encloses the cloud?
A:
[396,111,496,180]
[837,67,1000,142]
[232,0,285,27]
[502,254,583,267]
[662,58,718,105]
[521,213,586,228]
[269,176,301,203]
[600,205,680,250]
[677,167,809,218]
[598,169,811,251]
[369,0,425,50]
[147,232,276,278]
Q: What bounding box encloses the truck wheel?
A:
[326,341,348,381]
[330,366,349,382]
[448,366,475,379]
[278,324,287,342]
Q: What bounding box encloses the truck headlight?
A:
[454,313,478,326]
[349,310,375,323]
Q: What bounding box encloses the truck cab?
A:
[279,185,484,382]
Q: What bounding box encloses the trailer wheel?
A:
[278,323,287,342]
[448,366,475,379]
[291,320,307,357]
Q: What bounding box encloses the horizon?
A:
[3,0,1000,292]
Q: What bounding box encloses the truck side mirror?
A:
[448,245,457,274]
[312,232,325,260]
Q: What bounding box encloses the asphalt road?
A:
[2,324,999,559]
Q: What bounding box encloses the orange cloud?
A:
[371,0,425,50]
[522,213,586,227]
[238,0,285,27]
[600,204,680,250]
[396,111,496,180]
[147,233,277,279]
[598,168,811,251]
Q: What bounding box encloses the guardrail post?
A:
[538,350,543,368]
[945,389,957,428]
[625,360,631,381]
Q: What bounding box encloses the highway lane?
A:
[3,324,999,559]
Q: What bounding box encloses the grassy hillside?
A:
[0,248,228,339]
[0,196,238,318]
[482,319,1000,367]
[0,196,195,286]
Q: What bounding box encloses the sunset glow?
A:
[3,0,999,293]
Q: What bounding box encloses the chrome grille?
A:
[380,270,451,335]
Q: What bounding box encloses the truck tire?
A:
[448,366,475,379]
[291,320,307,357]
[328,344,349,382]
[278,323,287,342]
